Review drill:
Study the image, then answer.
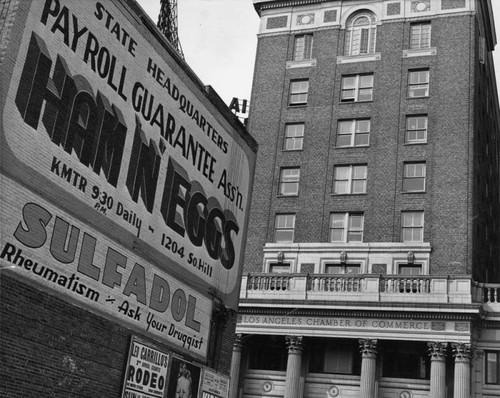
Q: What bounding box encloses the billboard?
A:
[0,0,256,361]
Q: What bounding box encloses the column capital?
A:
[359,339,378,358]
[428,342,448,361]
[286,335,303,354]
[233,334,243,351]
[451,343,472,362]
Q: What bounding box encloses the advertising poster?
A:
[0,0,255,319]
[165,357,202,398]
[199,369,229,398]
[122,338,170,398]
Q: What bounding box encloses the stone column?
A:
[229,334,243,398]
[359,339,378,398]
[428,342,447,398]
[452,343,472,398]
[284,335,303,398]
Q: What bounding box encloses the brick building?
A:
[229,1,500,398]
[0,0,256,396]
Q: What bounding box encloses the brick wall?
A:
[244,11,494,276]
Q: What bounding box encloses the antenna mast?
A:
[157,0,184,58]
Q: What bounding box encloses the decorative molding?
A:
[451,343,472,362]
[286,59,317,69]
[233,333,243,351]
[297,13,315,25]
[403,47,437,58]
[262,381,273,392]
[359,338,378,357]
[455,322,470,332]
[337,53,381,64]
[428,342,447,360]
[327,385,340,397]
[286,335,304,353]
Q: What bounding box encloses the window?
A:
[274,214,295,242]
[248,335,287,371]
[408,69,429,97]
[333,165,367,194]
[399,264,422,275]
[401,211,424,242]
[337,119,370,147]
[284,123,304,150]
[289,79,309,105]
[383,341,429,379]
[269,263,291,273]
[309,339,361,375]
[329,213,364,242]
[406,115,428,143]
[410,22,431,49]
[293,34,313,61]
[279,168,300,195]
[341,74,373,102]
[345,12,377,56]
[486,351,500,384]
[325,264,361,274]
[403,163,426,192]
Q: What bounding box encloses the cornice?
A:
[254,0,329,16]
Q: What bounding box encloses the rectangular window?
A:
[293,34,313,61]
[329,213,364,242]
[401,211,424,242]
[341,74,373,102]
[284,123,304,150]
[410,22,431,49]
[274,214,295,242]
[337,119,370,147]
[289,79,309,105]
[269,263,291,273]
[333,165,367,194]
[279,168,300,196]
[486,351,499,384]
[406,115,428,143]
[325,264,361,274]
[399,264,422,275]
[403,163,426,192]
[408,69,429,98]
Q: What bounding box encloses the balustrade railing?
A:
[247,274,291,291]
[381,276,431,294]
[307,275,363,292]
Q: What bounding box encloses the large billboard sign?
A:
[0,0,256,360]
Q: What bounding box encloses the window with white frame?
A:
[344,12,377,56]
[289,79,309,105]
[269,263,291,273]
[401,211,424,242]
[279,167,300,195]
[333,165,367,194]
[403,163,426,192]
[408,69,429,97]
[325,264,361,274]
[410,22,431,49]
[337,119,370,147]
[293,34,313,61]
[329,213,364,242]
[284,123,304,150]
[406,115,428,143]
[341,74,373,102]
[274,214,295,242]
[486,351,500,384]
[398,264,422,275]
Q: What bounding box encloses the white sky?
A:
[136,0,500,105]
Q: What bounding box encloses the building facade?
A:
[230,1,500,398]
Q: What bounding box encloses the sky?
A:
[136,0,500,106]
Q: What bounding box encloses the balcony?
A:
[240,273,500,315]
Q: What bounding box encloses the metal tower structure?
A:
[157,0,184,58]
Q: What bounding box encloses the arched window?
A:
[344,12,377,56]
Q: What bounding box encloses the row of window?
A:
[274,211,424,243]
[289,69,429,106]
[284,115,427,151]
[293,18,431,60]
[279,162,425,196]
